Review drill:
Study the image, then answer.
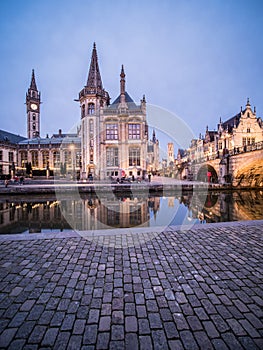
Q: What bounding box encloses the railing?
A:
[191,141,263,164]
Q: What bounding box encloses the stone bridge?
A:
[191,146,263,187]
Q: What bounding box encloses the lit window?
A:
[129,148,140,166]
[106,124,118,140]
[128,124,141,139]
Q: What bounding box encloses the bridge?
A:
[191,141,263,187]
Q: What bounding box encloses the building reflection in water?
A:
[0,190,262,234]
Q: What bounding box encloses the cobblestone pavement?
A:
[0,222,263,349]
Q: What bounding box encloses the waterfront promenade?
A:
[0,220,262,349]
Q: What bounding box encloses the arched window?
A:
[32,122,36,130]
[32,114,36,121]
[88,103,95,115]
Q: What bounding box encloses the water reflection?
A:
[0,190,262,234]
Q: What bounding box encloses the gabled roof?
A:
[107,92,139,111]
[0,129,26,144]
[221,113,241,132]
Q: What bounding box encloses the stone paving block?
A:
[41,327,59,347]
[0,328,17,348]
[139,335,153,350]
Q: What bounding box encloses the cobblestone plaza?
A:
[0,221,262,349]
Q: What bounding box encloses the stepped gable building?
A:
[175,98,263,184]
[78,43,159,180]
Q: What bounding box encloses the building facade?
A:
[175,98,263,184]
[79,43,159,180]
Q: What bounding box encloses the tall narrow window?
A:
[88,103,95,115]
[82,105,85,118]
[106,124,118,140]
[128,124,141,139]
[106,148,119,167]
[31,151,38,167]
[129,148,140,166]
[89,119,94,134]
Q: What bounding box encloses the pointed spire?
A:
[30,69,37,90]
[86,42,103,90]
[120,65,127,107]
[120,64,126,96]
[246,97,250,106]
[152,129,156,143]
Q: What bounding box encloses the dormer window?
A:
[88,103,95,115]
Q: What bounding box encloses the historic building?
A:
[175,98,263,185]
[0,130,26,178]
[0,43,159,180]
[78,43,159,180]
[19,70,81,178]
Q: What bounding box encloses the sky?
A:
[0,0,263,153]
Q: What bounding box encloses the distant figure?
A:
[4,179,8,188]
[132,175,135,182]
[148,173,151,182]
[20,176,24,185]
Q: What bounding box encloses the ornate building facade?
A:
[175,99,263,185]
[0,43,159,180]
[78,43,159,180]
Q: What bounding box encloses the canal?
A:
[0,190,262,234]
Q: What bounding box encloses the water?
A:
[0,190,262,234]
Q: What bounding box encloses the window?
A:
[82,105,85,118]
[218,142,222,150]
[21,151,27,165]
[31,151,38,167]
[129,148,140,166]
[252,138,255,145]
[0,165,3,174]
[42,151,49,168]
[242,137,246,146]
[128,124,141,139]
[33,122,36,130]
[247,128,250,133]
[8,152,14,163]
[247,138,251,146]
[88,103,95,115]
[0,150,2,161]
[106,124,118,140]
[32,114,36,121]
[89,119,94,134]
[53,151,60,166]
[106,148,119,167]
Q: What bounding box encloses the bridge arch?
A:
[234,159,263,187]
[196,164,218,183]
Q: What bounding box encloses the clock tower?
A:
[26,69,41,138]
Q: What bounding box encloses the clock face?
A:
[31,103,38,110]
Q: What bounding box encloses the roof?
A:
[0,129,26,144]
[221,113,241,132]
[107,92,140,111]
[19,135,80,146]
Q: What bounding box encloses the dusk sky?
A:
[1,0,263,151]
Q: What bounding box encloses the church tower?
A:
[26,69,41,139]
[78,43,110,179]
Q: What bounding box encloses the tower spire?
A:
[86,42,103,90]
[30,69,37,90]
